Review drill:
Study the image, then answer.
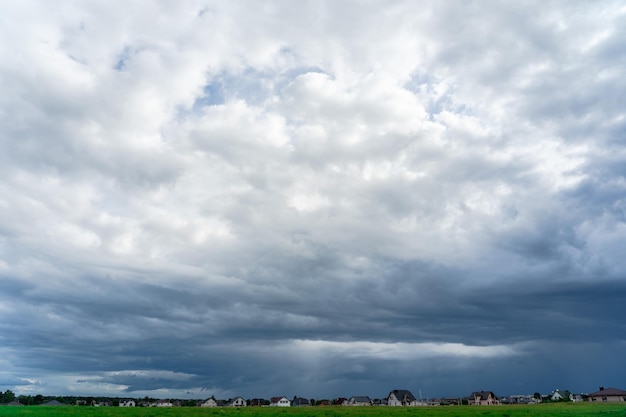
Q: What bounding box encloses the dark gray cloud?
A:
[0,0,625,401]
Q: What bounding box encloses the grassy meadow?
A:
[2,403,626,417]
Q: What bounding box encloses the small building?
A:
[388,390,418,406]
[153,399,173,407]
[270,396,290,407]
[469,391,499,405]
[226,397,246,407]
[119,399,135,407]
[550,389,572,402]
[292,397,310,407]
[587,387,626,403]
[347,396,371,406]
[201,398,218,408]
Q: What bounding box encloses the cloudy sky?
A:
[1,0,625,401]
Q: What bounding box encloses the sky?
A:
[1,0,625,401]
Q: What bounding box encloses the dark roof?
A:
[225,397,245,406]
[250,398,266,405]
[588,387,626,397]
[270,396,288,403]
[471,391,497,399]
[350,396,371,403]
[292,397,310,406]
[389,389,416,402]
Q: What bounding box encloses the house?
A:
[503,395,536,405]
[387,390,418,406]
[550,389,572,401]
[226,397,246,407]
[292,397,310,407]
[270,396,290,407]
[119,399,135,407]
[469,391,499,405]
[347,396,371,406]
[550,390,563,401]
[318,400,332,406]
[250,398,268,406]
[200,398,218,407]
[372,398,388,406]
[587,387,626,403]
[440,397,461,406]
[153,399,173,407]
[334,397,349,405]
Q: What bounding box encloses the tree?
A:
[562,390,572,402]
[2,390,15,403]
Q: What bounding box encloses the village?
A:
[2,387,625,407]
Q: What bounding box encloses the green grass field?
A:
[2,403,626,417]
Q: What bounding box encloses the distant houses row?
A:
[197,390,427,408]
[115,390,431,408]
[112,387,626,408]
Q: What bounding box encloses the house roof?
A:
[350,396,371,403]
[389,389,417,402]
[270,396,288,403]
[227,396,245,402]
[471,391,497,399]
[588,387,626,397]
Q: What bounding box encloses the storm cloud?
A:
[1,0,625,400]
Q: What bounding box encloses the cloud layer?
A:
[1,0,625,399]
